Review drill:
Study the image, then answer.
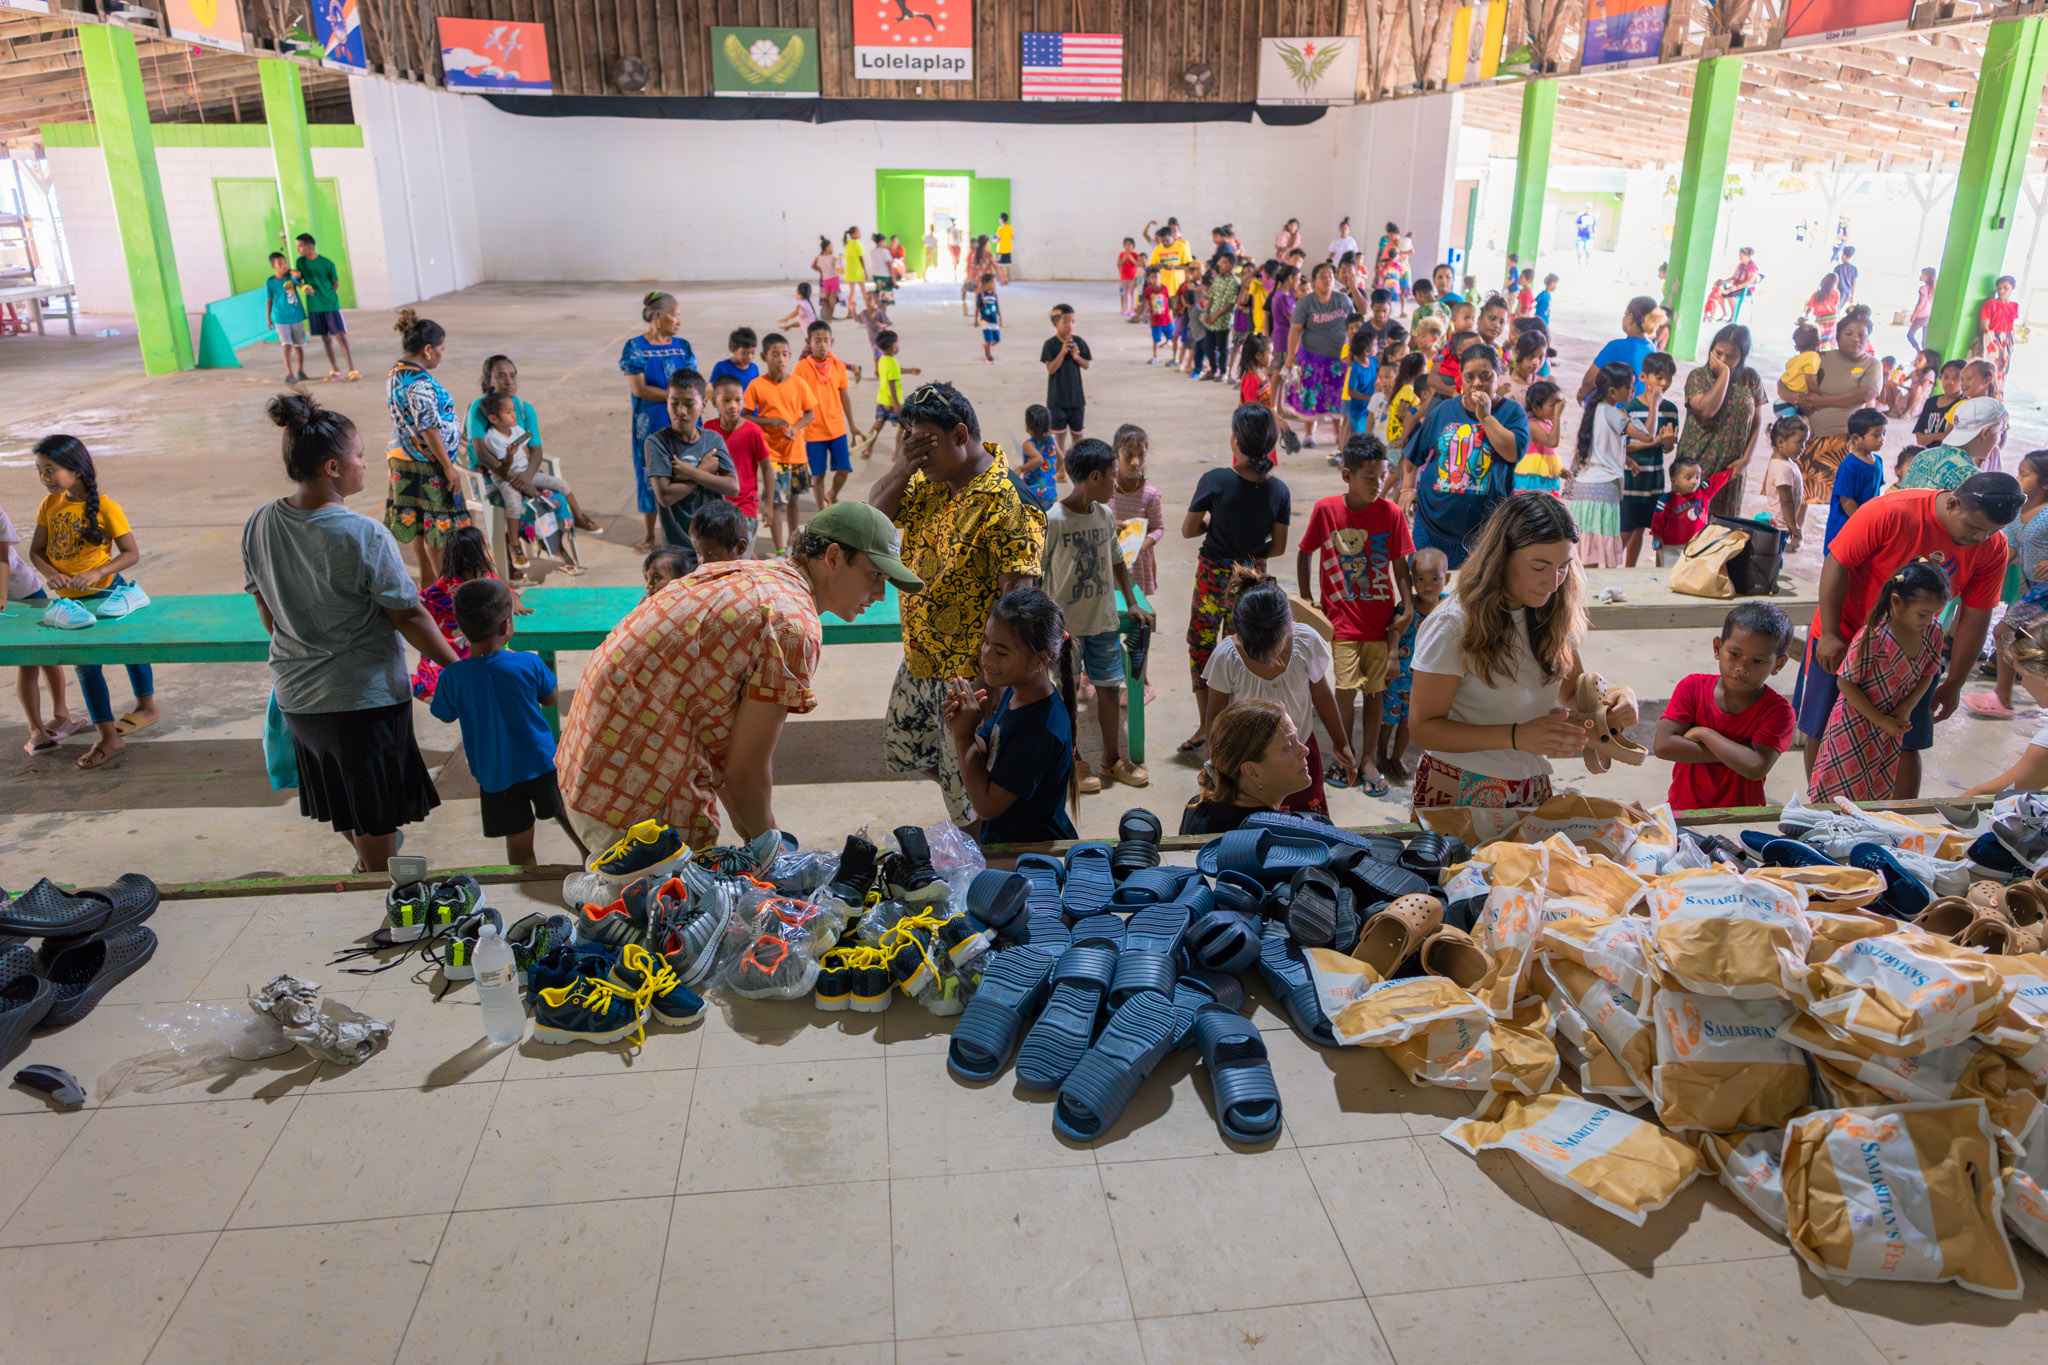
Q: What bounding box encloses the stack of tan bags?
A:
[1302,799,2048,1299]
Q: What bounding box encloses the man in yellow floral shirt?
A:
[869,382,1046,825]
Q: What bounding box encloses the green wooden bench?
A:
[0,583,1151,760]
[194,284,279,369]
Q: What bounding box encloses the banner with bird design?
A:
[438,18,551,94]
[711,27,820,97]
[165,0,246,52]
[852,0,974,82]
[1256,36,1357,105]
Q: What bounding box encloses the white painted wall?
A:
[46,139,397,315]
[351,77,482,304]
[449,94,1468,283]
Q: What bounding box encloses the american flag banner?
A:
[1020,32,1123,101]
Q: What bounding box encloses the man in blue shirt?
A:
[1400,344,1531,569]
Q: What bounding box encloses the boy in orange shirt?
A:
[742,333,818,553]
[797,320,860,512]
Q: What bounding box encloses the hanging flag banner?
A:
[712,27,820,96]
[312,0,367,73]
[1580,0,1667,69]
[164,0,246,52]
[1781,0,1912,47]
[1021,32,1123,101]
[853,0,974,82]
[1444,1,1508,87]
[1256,36,1359,105]
[438,18,552,94]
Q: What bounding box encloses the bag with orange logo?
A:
[1973,953,2048,1083]
[2001,1108,2048,1259]
[1302,947,1493,1047]
[1781,1101,2023,1298]
[1649,991,1809,1134]
[1442,1091,1702,1225]
[1547,958,1656,1097]
[1799,905,1899,964]
[1805,1034,2044,1145]
[1787,929,2014,1057]
[1754,865,1888,913]
[1470,842,1551,1019]
[1643,867,1812,999]
[1541,914,1656,1004]
[1384,998,1560,1095]
[1695,1128,1791,1234]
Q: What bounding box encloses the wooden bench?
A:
[0,582,1154,758]
[0,282,78,337]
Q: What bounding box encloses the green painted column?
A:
[78,24,192,374]
[1665,56,1742,361]
[259,58,320,247]
[1926,17,2048,363]
[1506,79,1557,268]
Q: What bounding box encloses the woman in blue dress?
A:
[620,290,696,551]
[383,307,470,579]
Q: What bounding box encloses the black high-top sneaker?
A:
[823,835,880,917]
[885,826,948,908]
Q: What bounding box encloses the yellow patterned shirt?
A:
[895,446,1047,680]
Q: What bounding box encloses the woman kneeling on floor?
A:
[1180,699,1312,834]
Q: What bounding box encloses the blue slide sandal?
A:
[1189,1007,1283,1143]
[1246,811,1402,862]
[967,869,1030,934]
[1188,907,1261,974]
[1109,902,1192,1006]
[1062,843,1117,919]
[1015,941,1120,1090]
[1257,916,1337,1046]
[947,945,1058,1082]
[1169,969,1247,1048]
[1196,828,1328,883]
[1052,989,1180,1141]
[1112,865,1205,907]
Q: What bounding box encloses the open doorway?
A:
[925,176,970,281]
[875,169,1009,282]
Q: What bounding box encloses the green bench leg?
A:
[1124,640,1145,766]
[539,649,561,737]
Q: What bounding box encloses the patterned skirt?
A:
[1798,434,1852,507]
[1188,553,1265,686]
[1293,351,1344,417]
[1567,479,1625,568]
[383,453,471,547]
[1410,753,1553,811]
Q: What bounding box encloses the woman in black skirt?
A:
[243,394,459,872]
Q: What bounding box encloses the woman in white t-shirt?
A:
[1409,494,1635,810]
[1201,571,1358,815]
[1327,216,1360,263]
[1566,359,1632,567]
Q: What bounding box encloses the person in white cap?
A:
[1900,395,2007,492]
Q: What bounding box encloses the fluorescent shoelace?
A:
[598,820,676,869]
[881,910,946,988]
[539,952,661,1046]
[620,943,684,1013]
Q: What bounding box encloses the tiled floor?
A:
[3,882,2045,1365]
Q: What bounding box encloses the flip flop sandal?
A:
[1062,843,1117,919]
[1324,763,1354,789]
[1848,842,1933,921]
[1175,884,1216,918]
[1245,812,1402,862]
[1187,907,1261,974]
[1195,828,1327,882]
[1328,848,1431,910]
[1189,1006,1283,1143]
[1014,941,1120,1091]
[1168,969,1247,1048]
[1913,896,1980,939]
[1014,912,1072,955]
[948,944,1058,1082]
[1963,693,2018,719]
[1399,832,1454,886]
[1332,897,1363,956]
[34,873,159,966]
[966,870,1029,934]
[1054,990,1180,1141]
[1281,866,1341,948]
[41,926,157,1029]
[1761,838,1840,870]
[74,744,123,771]
[1111,837,1162,880]
[1355,892,1445,978]
[1417,925,1493,991]
[114,712,158,736]
[1256,917,1337,1047]
[1117,808,1163,845]
[1109,902,1192,1006]
[0,879,115,938]
[24,734,60,755]
[1111,865,1203,907]
[1358,776,1392,798]
[1211,871,1263,919]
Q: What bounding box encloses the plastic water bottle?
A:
[474,921,527,1046]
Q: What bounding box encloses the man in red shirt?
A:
[1794,476,2022,795]
[707,374,777,555]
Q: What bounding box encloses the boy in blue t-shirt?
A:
[429,578,582,867]
[708,327,759,393]
[263,251,308,384]
[975,272,1003,363]
[1822,407,1888,554]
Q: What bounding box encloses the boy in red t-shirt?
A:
[1655,602,1798,811]
[707,373,776,556]
[1295,434,1414,797]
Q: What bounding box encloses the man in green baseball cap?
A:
[806,500,924,596]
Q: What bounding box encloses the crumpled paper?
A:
[251,974,393,1066]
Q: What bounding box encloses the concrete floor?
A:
[2,279,2043,1363]
[0,274,2035,885]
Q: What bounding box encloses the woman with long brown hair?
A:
[1408,494,1634,808]
[1178,699,1312,835]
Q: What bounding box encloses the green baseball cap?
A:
[808,501,924,593]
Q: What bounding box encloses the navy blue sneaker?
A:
[588,819,690,880]
[533,943,649,1046]
[611,943,703,1027]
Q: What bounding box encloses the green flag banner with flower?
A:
[1256,36,1359,105]
[711,26,820,97]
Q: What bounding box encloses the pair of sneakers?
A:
[439,910,574,984]
[41,582,150,631]
[382,875,484,945]
[529,939,703,1045]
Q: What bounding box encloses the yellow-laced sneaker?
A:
[587,819,689,879]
